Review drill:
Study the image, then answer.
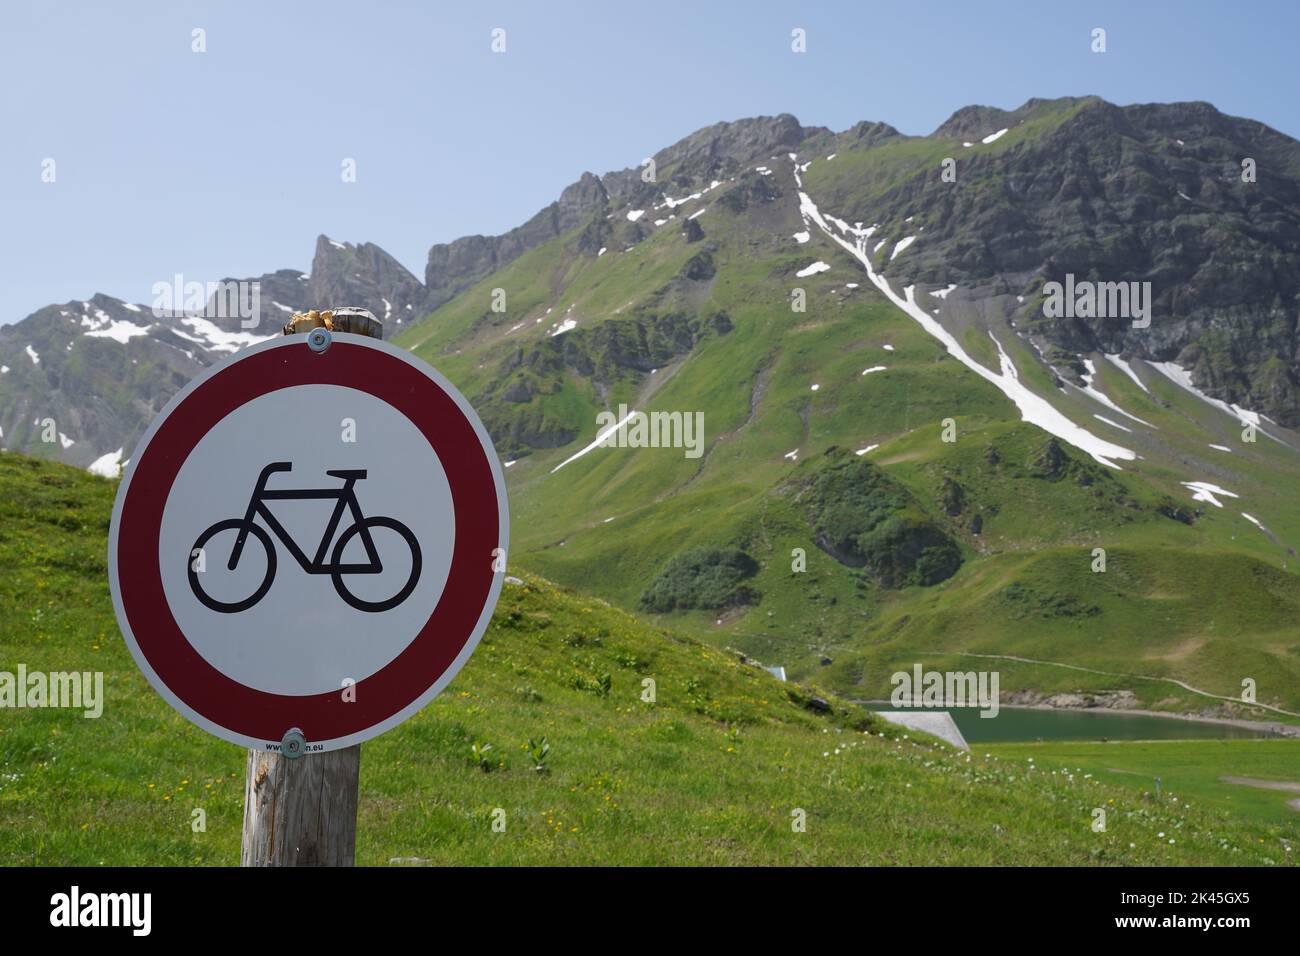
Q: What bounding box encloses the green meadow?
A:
[0,453,1294,865]
[990,739,1300,829]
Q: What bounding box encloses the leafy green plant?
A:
[569,671,613,697]
[563,629,602,647]
[725,725,741,751]
[470,741,495,772]
[526,737,552,773]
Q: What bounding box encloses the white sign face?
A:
[109,333,508,752]
[159,384,455,696]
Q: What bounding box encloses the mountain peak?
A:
[308,236,431,327]
[931,95,1104,139]
[558,172,609,213]
[314,234,354,255]
[653,113,814,169]
[839,120,902,147]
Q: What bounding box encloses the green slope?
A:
[0,452,1294,865]
[392,146,1300,720]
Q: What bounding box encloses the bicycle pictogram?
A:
[188,461,422,613]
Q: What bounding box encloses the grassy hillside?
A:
[0,452,1294,865]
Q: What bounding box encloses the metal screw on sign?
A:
[281,728,307,759]
[307,327,332,353]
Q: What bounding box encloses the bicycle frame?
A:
[228,462,382,574]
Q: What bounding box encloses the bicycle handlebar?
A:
[257,461,293,484]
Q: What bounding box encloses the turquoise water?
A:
[949,707,1268,743]
[870,705,1271,743]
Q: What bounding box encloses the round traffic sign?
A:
[108,333,509,752]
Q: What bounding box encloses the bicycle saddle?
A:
[326,469,368,480]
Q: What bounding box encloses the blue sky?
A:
[3,0,1298,323]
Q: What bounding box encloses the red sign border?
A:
[108,333,508,751]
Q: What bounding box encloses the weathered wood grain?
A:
[241,744,362,866]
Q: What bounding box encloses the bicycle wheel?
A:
[330,516,422,612]
[188,519,277,613]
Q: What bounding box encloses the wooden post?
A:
[241,744,361,866]
[239,306,381,867]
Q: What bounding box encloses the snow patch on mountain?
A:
[1077,359,1155,428]
[1151,361,1286,445]
[550,408,638,474]
[1093,414,1131,433]
[85,320,152,343]
[794,179,1135,469]
[661,191,702,209]
[1240,513,1269,537]
[890,237,916,260]
[796,261,830,278]
[179,316,274,354]
[1181,481,1238,508]
[1103,353,1150,393]
[88,448,124,478]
